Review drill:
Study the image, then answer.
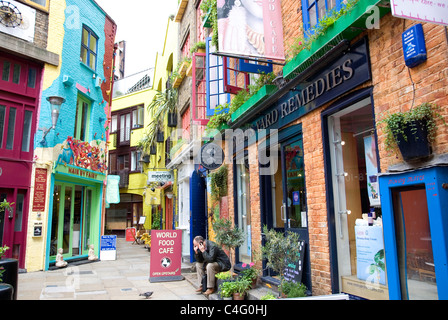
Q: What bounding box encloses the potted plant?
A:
[218,280,234,300]
[167,112,177,127]
[378,103,446,161]
[240,262,259,288]
[212,217,245,277]
[156,129,164,143]
[231,278,250,300]
[280,280,307,298]
[261,226,301,297]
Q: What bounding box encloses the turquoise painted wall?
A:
[36,0,109,148]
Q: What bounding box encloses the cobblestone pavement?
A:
[17,237,207,300]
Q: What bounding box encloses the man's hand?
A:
[199,242,205,253]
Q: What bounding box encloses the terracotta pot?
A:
[233,292,245,300]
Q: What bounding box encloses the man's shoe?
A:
[203,288,215,295]
[195,287,203,293]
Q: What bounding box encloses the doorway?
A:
[260,128,311,289]
[50,183,94,260]
[0,189,28,269]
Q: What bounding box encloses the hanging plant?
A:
[210,165,228,201]
[377,103,446,161]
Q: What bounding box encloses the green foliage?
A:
[216,271,233,280]
[0,200,14,213]
[260,292,276,300]
[377,103,446,154]
[281,280,307,298]
[209,165,228,201]
[190,41,206,54]
[0,245,9,282]
[170,56,192,84]
[151,212,161,230]
[287,0,360,61]
[218,280,234,298]
[261,226,301,295]
[200,0,218,49]
[240,262,258,282]
[205,103,231,131]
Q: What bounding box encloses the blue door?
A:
[189,170,207,262]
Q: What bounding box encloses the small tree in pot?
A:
[212,217,245,277]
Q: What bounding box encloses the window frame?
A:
[74,94,92,142]
[302,0,342,33]
[80,25,99,72]
[19,0,49,12]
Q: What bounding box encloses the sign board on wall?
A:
[147,171,174,183]
[150,230,183,282]
[32,168,48,212]
[391,0,448,26]
[0,0,36,42]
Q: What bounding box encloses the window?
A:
[181,106,190,140]
[74,95,91,141]
[192,53,208,125]
[118,154,129,171]
[80,26,98,71]
[132,106,144,129]
[206,37,229,116]
[21,0,49,11]
[119,113,131,144]
[21,110,33,152]
[302,0,339,31]
[111,115,117,133]
[0,103,34,157]
[131,150,142,172]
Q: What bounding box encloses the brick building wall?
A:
[224,1,448,297]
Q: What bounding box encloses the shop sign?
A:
[55,164,105,183]
[283,240,306,284]
[150,230,183,282]
[147,171,174,183]
[32,168,48,212]
[391,0,448,26]
[251,38,371,133]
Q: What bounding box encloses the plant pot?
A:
[233,292,245,300]
[156,130,164,143]
[167,113,178,127]
[0,284,14,301]
[150,145,157,155]
[223,296,232,300]
[394,120,432,161]
[0,259,18,300]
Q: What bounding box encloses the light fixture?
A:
[166,192,174,199]
[41,96,66,143]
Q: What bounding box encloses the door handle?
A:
[281,204,286,222]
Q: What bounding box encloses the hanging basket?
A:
[150,145,157,155]
[167,112,178,127]
[394,120,432,161]
[156,130,164,143]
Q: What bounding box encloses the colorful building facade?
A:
[25,0,116,272]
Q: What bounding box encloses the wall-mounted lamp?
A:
[41,96,65,144]
[166,192,174,199]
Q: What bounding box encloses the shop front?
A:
[231,37,389,298]
[46,162,105,270]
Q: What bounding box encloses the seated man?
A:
[193,235,231,295]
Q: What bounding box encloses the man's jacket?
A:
[195,240,231,271]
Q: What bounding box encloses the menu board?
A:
[283,240,306,283]
[32,168,48,212]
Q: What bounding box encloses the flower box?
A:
[231,85,278,123]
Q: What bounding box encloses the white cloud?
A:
[95,0,178,76]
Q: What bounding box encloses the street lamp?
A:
[41,96,65,143]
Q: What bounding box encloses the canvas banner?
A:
[217,0,285,60]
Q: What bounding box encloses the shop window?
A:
[74,95,91,142]
[206,37,229,116]
[302,0,339,31]
[80,26,98,71]
[326,97,387,299]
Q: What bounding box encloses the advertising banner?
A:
[217,0,285,60]
[391,0,448,26]
[364,135,380,206]
[355,226,386,286]
[150,230,183,282]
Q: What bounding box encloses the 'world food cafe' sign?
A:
[252,38,371,132]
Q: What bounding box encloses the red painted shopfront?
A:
[0,52,43,269]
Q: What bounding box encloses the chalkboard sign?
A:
[283,240,306,283]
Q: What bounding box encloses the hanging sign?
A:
[391,0,448,26]
[147,171,174,183]
[150,230,183,282]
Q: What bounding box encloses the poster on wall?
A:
[355,226,386,286]
[391,0,448,26]
[364,135,380,207]
[217,0,285,61]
